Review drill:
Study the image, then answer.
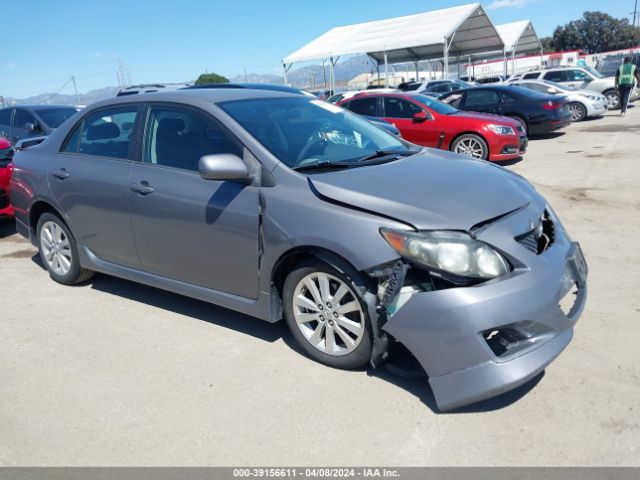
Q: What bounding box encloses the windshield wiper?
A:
[356,149,419,163]
[292,161,353,172]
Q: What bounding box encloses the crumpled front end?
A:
[380,202,588,411]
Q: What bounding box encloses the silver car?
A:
[10,89,588,411]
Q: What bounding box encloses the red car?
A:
[0,137,14,220]
[338,92,527,162]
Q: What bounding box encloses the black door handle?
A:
[130,182,154,195]
[51,168,70,180]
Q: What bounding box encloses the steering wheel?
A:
[296,130,327,164]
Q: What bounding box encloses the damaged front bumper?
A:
[380,205,588,411]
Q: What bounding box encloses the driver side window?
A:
[383,98,423,118]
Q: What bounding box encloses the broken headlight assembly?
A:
[380,229,510,280]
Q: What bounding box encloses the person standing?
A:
[615,57,640,117]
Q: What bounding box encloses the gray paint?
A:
[9,88,587,411]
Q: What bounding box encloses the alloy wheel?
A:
[292,272,365,356]
[606,92,620,109]
[569,103,586,122]
[454,137,485,159]
[40,221,72,276]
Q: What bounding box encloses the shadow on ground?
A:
[496,156,524,167]
[529,132,566,141]
[0,220,17,239]
[29,252,547,414]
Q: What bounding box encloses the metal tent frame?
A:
[282,3,504,90]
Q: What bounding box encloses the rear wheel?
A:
[37,213,94,285]
[569,102,587,122]
[605,90,620,110]
[451,134,489,160]
[283,259,372,369]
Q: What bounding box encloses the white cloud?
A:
[487,0,530,9]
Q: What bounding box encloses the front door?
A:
[127,104,260,299]
[381,97,439,147]
[49,105,141,267]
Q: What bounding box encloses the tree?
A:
[540,36,555,53]
[195,73,229,86]
[551,11,640,54]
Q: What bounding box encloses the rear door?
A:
[127,104,260,299]
[381,96,438,146]
[460,89,501,114]
[49,105,141,267]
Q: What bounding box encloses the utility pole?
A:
[632,0,639,27]
[71,75,81,106]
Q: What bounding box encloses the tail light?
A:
[542,100,562,110]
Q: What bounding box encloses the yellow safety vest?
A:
[619,63,636,86]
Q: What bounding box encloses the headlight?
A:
[487,124,516,136]
[380,229,510,279]
[579,94,597,100]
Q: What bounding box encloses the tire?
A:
[509,115,528,136]
[451,134,489,160]
[605,90,620,110]
[36,212,94,285]
[569,102,587,122]
[283,259,372,370]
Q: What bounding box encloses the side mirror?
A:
[412,111,429,123]
[25,122,37,133]
[199,154,250,182]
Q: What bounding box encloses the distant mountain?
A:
[229,55,377,88]
[6,86,119,107]
[4,55,379,105]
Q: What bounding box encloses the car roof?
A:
[87,87,301,111]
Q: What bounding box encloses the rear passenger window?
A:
[143,106,242,172]
[62,126,81,153]
[347,97,378,116]
[544,71,567,82]
[78,107,138,159]
[0,108,13,127]
[465,90,500,107]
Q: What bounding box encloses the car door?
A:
[127,104,260,299]
[460,89,501,114]
[542,70,569,88]
[50,105,141,267]
[565,69,592,90]
[0,108,12,141]
[11,108,39,144]
[381,96,438,146]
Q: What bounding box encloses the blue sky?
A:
[0,0,635,98]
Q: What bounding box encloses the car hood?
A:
[308,149,541,231]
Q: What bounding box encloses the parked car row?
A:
[7,86,588,411]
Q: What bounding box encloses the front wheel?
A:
[569,102,587,122]
[605,90,620,110]
[283,259,372,369]
[451,134,489,160]
[37,213,94,285]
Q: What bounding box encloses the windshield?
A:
[219,97,413,170]
[584,66,604,79]
[412,94,458,114]
[34,107,78,128]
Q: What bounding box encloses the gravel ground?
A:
[1,107,638,466]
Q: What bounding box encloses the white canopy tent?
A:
[496,20,543,75]
[282,3,504,90]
